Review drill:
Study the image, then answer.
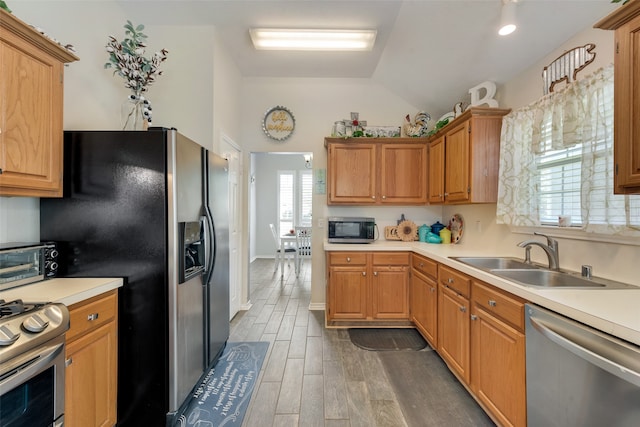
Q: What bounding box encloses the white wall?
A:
[239,77,438,305]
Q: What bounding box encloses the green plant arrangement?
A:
[611,0,630,5]
[105,21,168,129]
[0,1,11,12]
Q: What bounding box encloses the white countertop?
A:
[0,277,123,307]
[325,240,640,346]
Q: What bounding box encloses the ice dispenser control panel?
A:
[179,221,205,283]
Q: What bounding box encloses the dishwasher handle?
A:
[529,315,640,388]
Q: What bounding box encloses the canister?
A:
[439,228,451,244]
[430,221,445,234]
[418,224,430,242]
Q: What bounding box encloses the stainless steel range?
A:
[0,299,70,427]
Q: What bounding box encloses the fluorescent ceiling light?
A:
[249,29,377,51]
[498,0,517,36]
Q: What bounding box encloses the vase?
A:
[121,94,148,130]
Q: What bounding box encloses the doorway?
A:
[248,152,313,277]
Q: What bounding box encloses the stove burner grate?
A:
[0,299,41,319]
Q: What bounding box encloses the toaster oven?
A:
[0,242,58,291]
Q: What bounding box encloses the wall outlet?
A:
[318,218,325,228]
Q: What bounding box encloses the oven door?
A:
[0,335,66,427]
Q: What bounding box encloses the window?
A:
[277,170,312,234]
[497,64,640,236]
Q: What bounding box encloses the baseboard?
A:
[240,301,253,311]
[308,302,325,311]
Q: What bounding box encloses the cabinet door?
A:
[410,269,437,347]
[327,143,377,204]
[444,120,471,202]
[65,321,118,427]
[428,136,445,204]
[371,266,409,319]
[380,143,427,204]
[328,266,368,319]
[471,306,526,427]
[438,284,470,384]
[614,13,640,193]
[0,37,64,197]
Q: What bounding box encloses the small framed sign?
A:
[262,106,295,141]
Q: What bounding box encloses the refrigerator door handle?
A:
[203,206,216,285]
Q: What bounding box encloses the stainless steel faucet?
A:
[517,232,560,270]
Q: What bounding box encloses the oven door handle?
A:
[529,316,640,387]
[0,338,65,393]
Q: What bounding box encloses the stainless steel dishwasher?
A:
[525,304,640,427]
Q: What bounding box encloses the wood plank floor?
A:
[229,258,495,427]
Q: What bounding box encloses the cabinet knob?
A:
[382,195,386,199]
[65,358,73,367]
[87,313,99,321]
[459,306,467,313]
[371,195,376,199]
[488,300,497,307]
[346,257,351,262]
[419,263,424,267]
[444,192,449,196]
[447,278,454,284]
[470,314,478,321]
[374,271,378,276]
[362,272,366,276]
[430,287,435,293]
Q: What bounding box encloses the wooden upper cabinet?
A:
[427,107,510,204]
[443,120,471,202]
[327,141,377,204]
[0,10,79,197]
[380,143,427,204]
[595,2,640,194]
[428,136,445,203]
[326,137,427,205]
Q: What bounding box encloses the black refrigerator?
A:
[40,128,230,426]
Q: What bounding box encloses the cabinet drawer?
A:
[472,281,525,331]
[412,254,437,279]
[328,252,367,265]
[372,252,409,265]
[67,290,117,341]
[439,265,470,298]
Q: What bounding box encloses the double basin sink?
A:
[451,257,635,289]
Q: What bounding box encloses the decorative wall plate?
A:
[262,105,295,141]
[449,214,464,244]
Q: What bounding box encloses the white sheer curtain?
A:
[497,64,640,236]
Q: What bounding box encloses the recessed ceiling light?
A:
[249,28,377,51]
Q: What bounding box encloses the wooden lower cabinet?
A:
[437,283,471,384]
[471,281,526,427]
[371,252,409,319]
[66,290,118,427]
[326,251,409,322]
[410,254,438,347]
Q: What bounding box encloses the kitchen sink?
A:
[450,256,637,289]
[490,269,607,288]
[452,257,539,270]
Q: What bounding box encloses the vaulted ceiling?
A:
[120,0,618,118]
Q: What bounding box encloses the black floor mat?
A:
[348,328,427,351]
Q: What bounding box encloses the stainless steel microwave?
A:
[327,217,376,243]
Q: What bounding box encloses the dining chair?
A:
[269,223,296,274]
[294,226,312,277]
